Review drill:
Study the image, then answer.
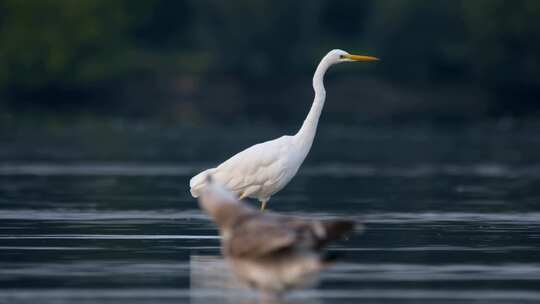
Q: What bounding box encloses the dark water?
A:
[1,122,540,303]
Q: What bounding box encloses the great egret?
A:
[198,176,356,298]
[190,49,379,210]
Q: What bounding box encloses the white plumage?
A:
[190,49,379,209]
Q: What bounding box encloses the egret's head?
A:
[327,49,379,65]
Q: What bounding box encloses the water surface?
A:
[1,123,539,303]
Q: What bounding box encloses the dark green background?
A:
[1,0,539,124]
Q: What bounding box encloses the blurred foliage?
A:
[0,0,539,122]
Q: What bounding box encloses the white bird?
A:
[190,49,379,210]
[198,176,357,299]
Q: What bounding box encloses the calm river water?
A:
[1,122,539,303]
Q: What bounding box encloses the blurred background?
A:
[2,2,540,302]
[1,0,539,126]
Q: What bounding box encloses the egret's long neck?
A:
[295,57,331,152]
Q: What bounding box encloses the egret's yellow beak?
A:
[343,54,380,62]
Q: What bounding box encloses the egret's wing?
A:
[227,215,297,258]
[212,136,291,194]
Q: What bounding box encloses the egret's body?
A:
[190,49,378,209]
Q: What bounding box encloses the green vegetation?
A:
[0,0,539,123]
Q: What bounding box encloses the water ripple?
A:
[325,263,540,281]
[2,209,540,225]
[362,212,540,224]
[0,163,195,176]
[0,234,219,240]
[2,162,540,178]
[0,288,539,301]
[0,209,207,221]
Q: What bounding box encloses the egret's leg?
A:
[260,200,268,211]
